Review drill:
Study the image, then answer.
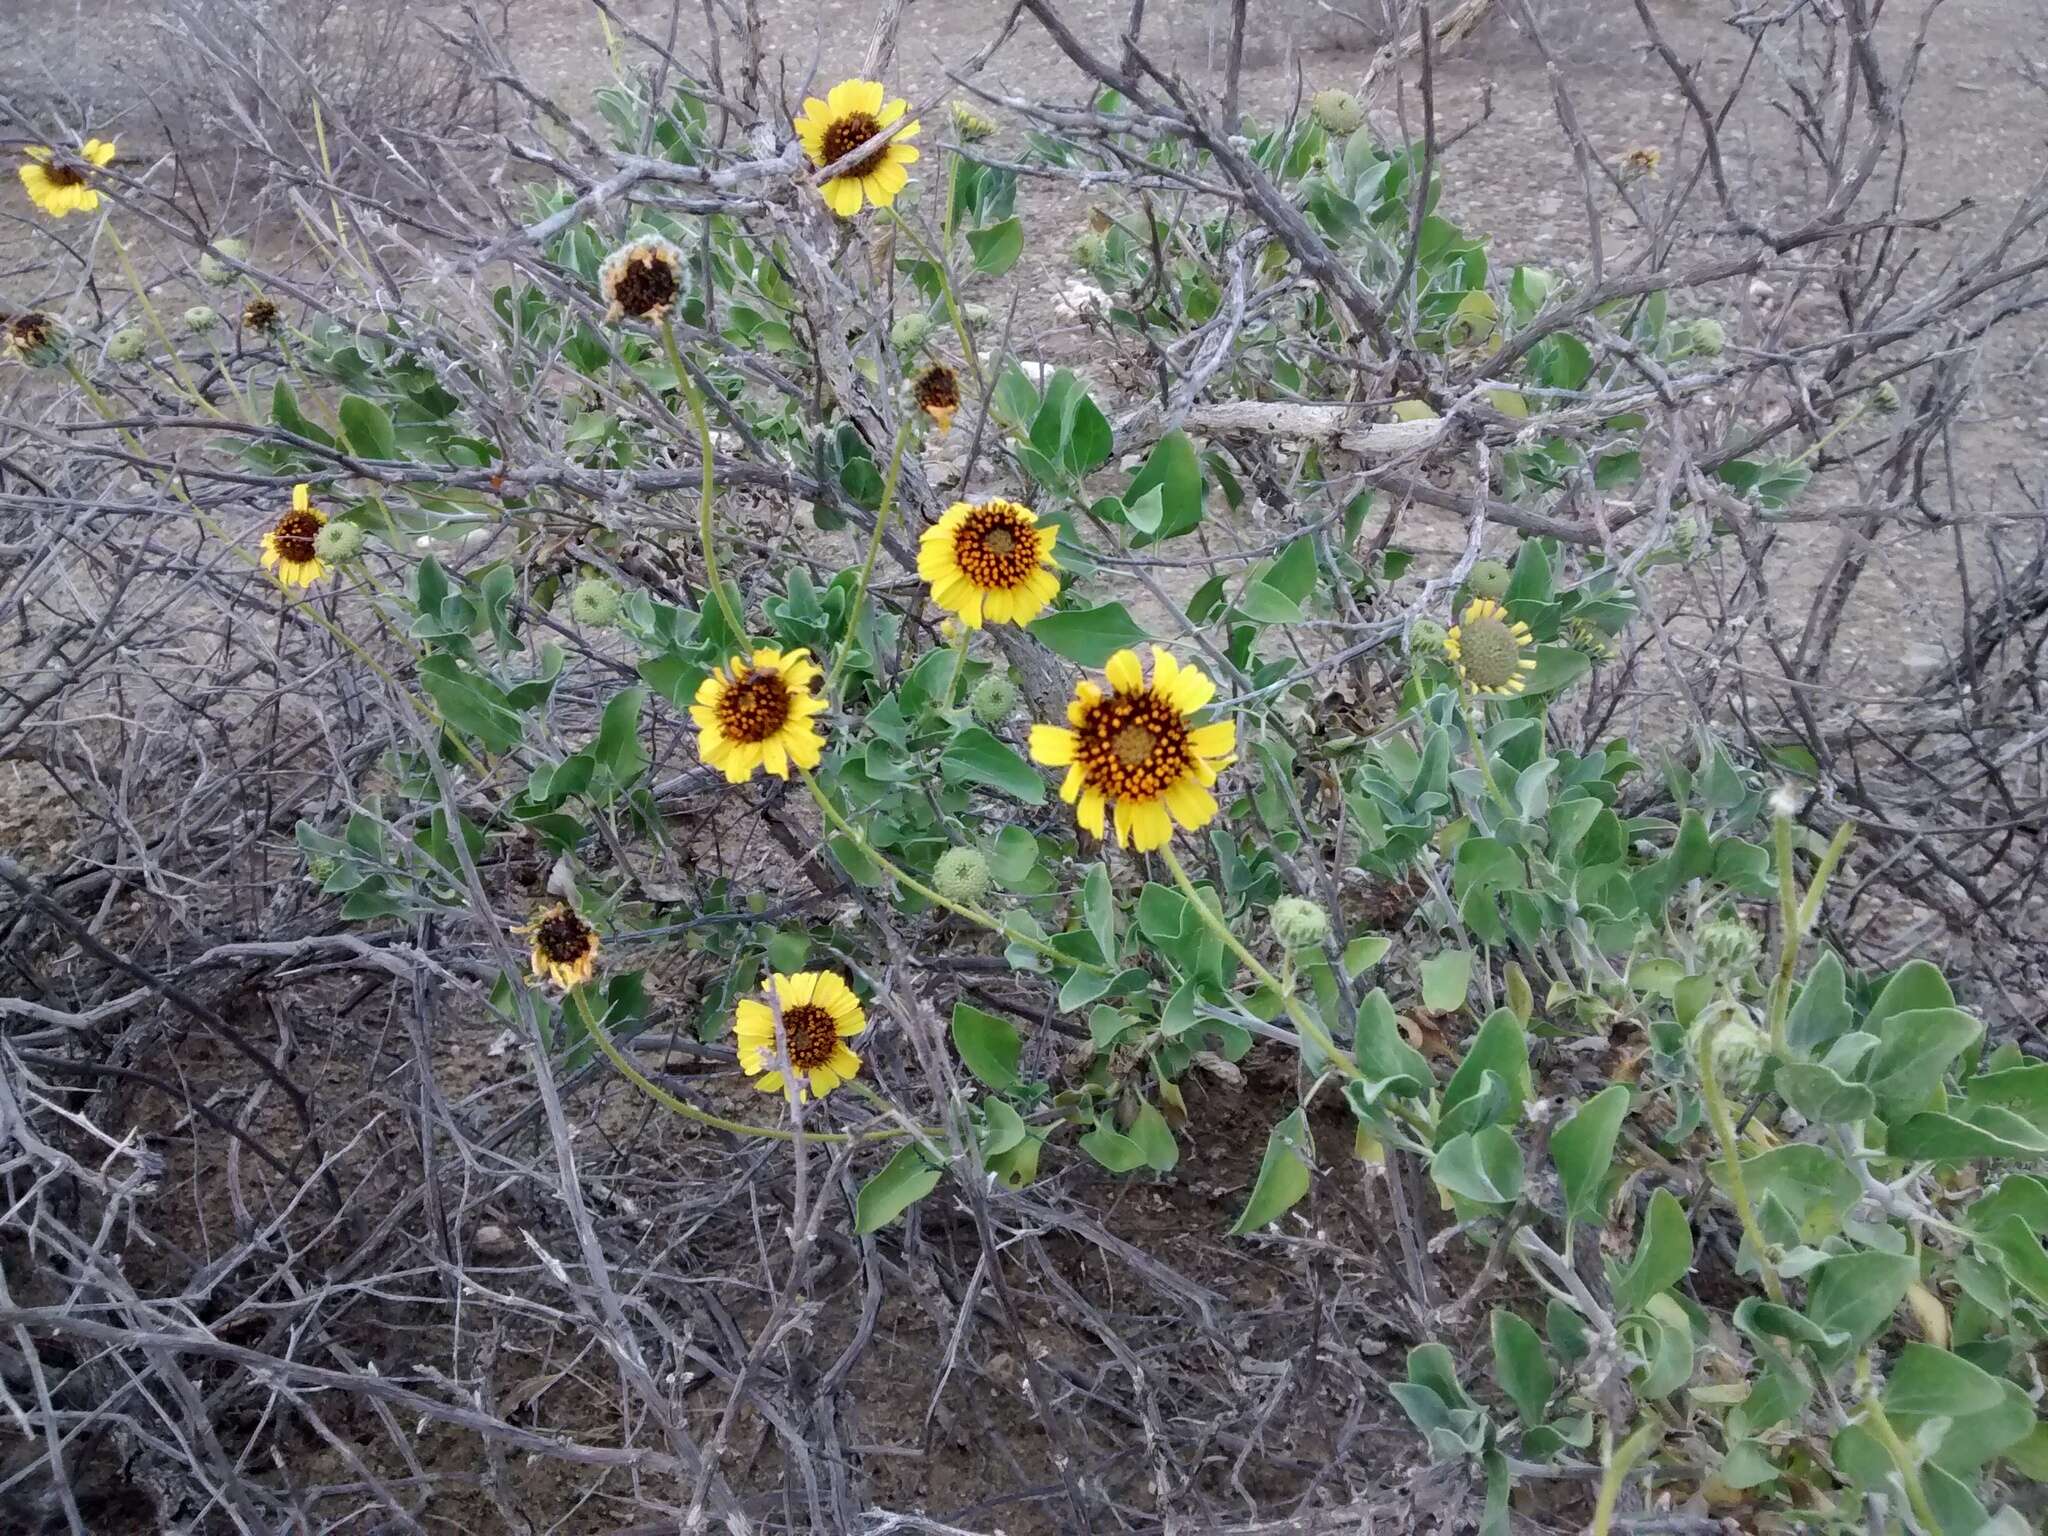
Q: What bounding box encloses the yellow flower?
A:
[735,970,866,1099]
[260,484,329,589]
[1445,598,1537,697]
[912,362,960,434]
[794,79,921,217]
[689,647,828,782]
[1029,646,1236,851]
[918,499,1060,629]
[518,903,601,989]
[19,138,115,218]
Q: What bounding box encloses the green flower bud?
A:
[569,577,621,628]
[890,312,936,352]
[950,101,998,143]
[1072,232,1106,270]
[1406,618,1447,655]
[5,312,66,368]
[1270,895,1330,950]
[967,672,1020,724]
[1699,914,1761,979]
[933,846,992,904]
[1465,559,1512,601]
[105,325,152,363]
[1686,317,1726,357]
[305,854,339,886]
[197,237,249,287]
[1708,1019,1768,1097]
[1311,88,1366,136]
[182,306,221,335]
[1566,615,1616,662]
[961,301,992,327]
[314,520,365,562]
[1870,381,1900,415]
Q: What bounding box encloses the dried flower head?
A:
[912,361,961,434]
[6,312,66,367]
[519,904,601,989]
[243,296,280,333]
[599,236,685,324]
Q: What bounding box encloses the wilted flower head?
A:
[5,312,66,368]
[242,296,280,333]
[599,236,685,324]
[1623,145,1662,177]
[912,362,961,434]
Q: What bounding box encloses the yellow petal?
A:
[827,1043,862,1079]
[1112,798,1135,848]
[823,176,864,217]
[863,172,899,210]
[854,79,885,115]
[1077,788,1107,838]
[293,483,310,511]
[1164,777,1218,830]
[1188,721,1237,759]
[1060,763,1086,803]
[1029,725,1077,766]
[1104,649,1143,694]
[1167,658,1216,713]
[1130,800,1175,851]
[878,99,907,127]
[86,139,116,167]
[754,1070,785,1094]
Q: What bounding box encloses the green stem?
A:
[826,412,915,693]
[1588,1420,1662,1536]
[797,765,1104,974]
[1157,844,1359,1082]
[891,205,984,397]
[1462,693,1517,822]
[940,624,972,710]
[1857,1355,1943,1535]
[569,986,905,1144]
[1697,1010,1785,1305]
[661,317,748,646]
[1765,816,1855,1056]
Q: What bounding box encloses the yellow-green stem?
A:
[569,986,906,1144]
[1588,1420,1663,1536]
[1856,1355,1943,1535]
[661,317,748,645]
[1157,844,1360,1082]
[940,625,972,710]
[1697,1012,1785,1304]
[826,413,915,692]
[1462,693,1517,821]
[1766,816,1855,1057]
[797,765,1104,974]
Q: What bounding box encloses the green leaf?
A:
[339,395,399,460]
[1891,1108,2048,1161]
[1082,862,1116,963]
[1028,602,1151,666]
[1804,1251,1916,1366]
[1864,958,1956,1033]
[1230,1108,1315,1234]
[940,727,1045,804]
[950,1002,1021,1091]
[968,217,1024,276]
[1611,1188,1693,1313]
[1733,1298,1846,1351]
[1786,950,1853,1056]
[989,825,1038,885]
[1080,1122,1148,1172]
[1420,948,1473,1013]
[1342,935,1392,978]
[1882,1343,2007,1421]
[1431,1126,1524,1206]
[1551,1085,1632,1224]
[418,656,524,752]
[1128,1102,1179,1171]
[1518,645,1593,698]
[1490,1309,1553,1425]
[1124,429,1205,545]
[1775,1061,1876,1124]
[1441,1009,1530,1131]
[592,687,648,786]
[1866,1006,1982,1118]
[855,1146,944,1232]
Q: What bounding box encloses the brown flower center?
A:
[821,113,889,178]
[779,1002,839,1071]
[714,668,795,744]
[950,502,1040,591]
[913,364,960,414]
[1076,688,1193,802]
[244,298,279,331]
[42,164,86,189]
[270,509,324,565]
[536,910,595,963]
[9,314,54,351]
[613,250,679,319]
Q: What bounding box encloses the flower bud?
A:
[182,306,221,335]
[569,577,621,627]
[105,325,151,363]
[1311,89,1365,136]
[1708,1019,1768,1096]
[961,301,992,327]
[1686,317,1726,357]
[968,672,1020,724]
[933,846,992,904]
[1071,232,1106,270]
[890,312,936,352]
[197,237,249,287]
[1465,559,1512,601]
[1406,618,1447,655]
[314,520,365,562]
[1699,914,1761,979]
[1870,381,1900,415]
[950,101,998,143]
[1270,895,1330,950]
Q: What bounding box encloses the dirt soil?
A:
[4,1,2047,1533]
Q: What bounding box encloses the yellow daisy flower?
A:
[260,484,328,589]
[912,362,960,434]
[734,970,866,1099]
[1029,646,1236,852]
[19,138,115,218]
[689,647,829,782]
[918,498,1060,628]
[1445,598,1538,697]
[794,79,921,217]
[518,903,602,989]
